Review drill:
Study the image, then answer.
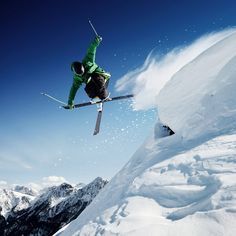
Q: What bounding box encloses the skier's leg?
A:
[84,79,97,99]
[91,74,109,100]
[85,73,109,102]
[96,102,103,112]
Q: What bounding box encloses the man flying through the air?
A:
[68,35,111,110]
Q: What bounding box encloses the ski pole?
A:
[88,19,99,37]
[41,92,67,106]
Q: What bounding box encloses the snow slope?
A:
[57,30,236,236]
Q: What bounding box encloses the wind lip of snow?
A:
[157,31,236,140]
[118,28,236,140]
[115,28,236,111]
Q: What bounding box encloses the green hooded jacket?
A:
[68,36,111,105]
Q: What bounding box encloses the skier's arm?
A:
[68,76,83,106]
[82,36,102,64]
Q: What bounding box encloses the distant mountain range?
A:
[0,177,107,235]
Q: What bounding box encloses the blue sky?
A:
[0,0,236,185]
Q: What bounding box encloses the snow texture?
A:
[57,29,236,236]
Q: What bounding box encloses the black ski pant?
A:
[84,73,109,100]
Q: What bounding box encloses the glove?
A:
[68,101,74,110]
[96,35,102,43]
[69,104,75,110]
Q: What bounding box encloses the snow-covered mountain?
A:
[13,185,38,197]
[3,177,107,236]
[57,30,236,236]
[0,188,35,217]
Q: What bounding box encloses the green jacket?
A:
[68,37,111,105]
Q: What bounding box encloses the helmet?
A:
[71,61,85,76]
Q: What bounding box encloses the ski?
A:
[93,105,103,135]
[41,92,134,135]
[62,94,134,109]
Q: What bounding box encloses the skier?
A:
[68,35,111,109]
[0,206,6,235]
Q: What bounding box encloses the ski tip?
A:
[93,130,99,135]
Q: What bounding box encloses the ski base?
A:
[93,110,103,135]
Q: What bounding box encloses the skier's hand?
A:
[68,102,74,110]
[69,104,75,110]
[96,35,102,43]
